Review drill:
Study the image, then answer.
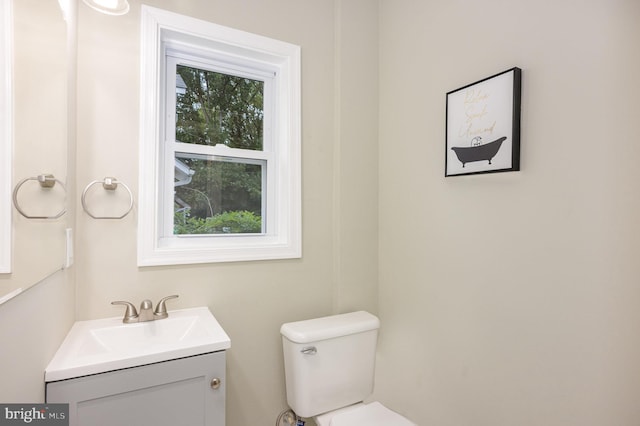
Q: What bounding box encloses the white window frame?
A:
[138,6,301,266]
[0,0,12,273]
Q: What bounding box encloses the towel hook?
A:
[12,174,67,219]
[81,177,134,219]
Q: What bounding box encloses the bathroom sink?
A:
[45,307,230,382]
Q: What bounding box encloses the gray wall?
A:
[4,1,640,425]
[376,0,640,425]
[0,271,74,401]
[74,1,378,425]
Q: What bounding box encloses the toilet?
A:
[280,311,416,425]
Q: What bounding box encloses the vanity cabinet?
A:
[46,351,226,426]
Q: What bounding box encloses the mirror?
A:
[0,0,70,301]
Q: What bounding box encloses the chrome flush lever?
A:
[301,346,317,355]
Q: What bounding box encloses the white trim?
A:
[0,0,13,273]
[138,6,301,266]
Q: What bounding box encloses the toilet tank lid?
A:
[280,311,380,344]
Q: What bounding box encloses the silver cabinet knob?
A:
[210,378,222,389]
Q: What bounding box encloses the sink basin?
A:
[45,307,230,382]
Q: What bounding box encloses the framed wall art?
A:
[445,67,521,177]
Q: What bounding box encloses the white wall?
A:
[333,0,379,314]
[376,0,640,425]
[2,0,69,298]
[0,270,75,401]
[74,0,378,424]
[0,0,76,402]
[8,2,638,425]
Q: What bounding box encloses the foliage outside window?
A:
[138,6,301,266]
[173,65,265,235]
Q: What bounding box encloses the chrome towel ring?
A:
[81,177,134,219]
[12,174,67,219]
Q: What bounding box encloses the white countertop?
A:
[45,307,230,382]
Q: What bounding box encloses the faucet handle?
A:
[154,295,179,319]
[111,301,139,323]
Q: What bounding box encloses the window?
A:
[169,59,269,236]
[138,6,301,266]
[0,0,12,273]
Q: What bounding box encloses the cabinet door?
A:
[46,351,225,426]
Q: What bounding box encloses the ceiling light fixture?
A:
[81,0,130,16]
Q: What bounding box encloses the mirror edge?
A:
[0,0,12,274]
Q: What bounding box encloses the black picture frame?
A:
[445,67,521,177]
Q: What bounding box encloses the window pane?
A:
[176,65,264,150]
[174,153,263,235]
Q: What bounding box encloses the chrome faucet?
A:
[138,299,154,322]
[112,295,179,324]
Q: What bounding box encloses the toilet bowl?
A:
[314,402,415,426]
[280,311,416,425]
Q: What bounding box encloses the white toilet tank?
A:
[280,311,380,418]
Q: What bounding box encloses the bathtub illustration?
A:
[450,136,507,167]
